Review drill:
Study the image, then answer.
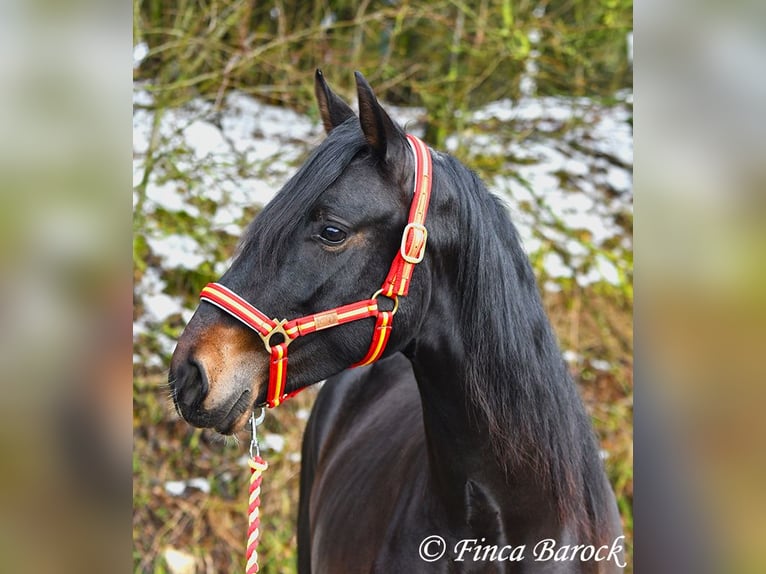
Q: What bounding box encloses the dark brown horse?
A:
[170,71,624,572]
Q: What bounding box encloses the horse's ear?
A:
[354,71,409,168]
[314,69,354,134]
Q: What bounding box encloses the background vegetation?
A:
[133,0,632,572]
[133,0,631,146]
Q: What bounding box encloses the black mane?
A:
[432,153,612,542]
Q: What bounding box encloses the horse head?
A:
[169,71,433,433]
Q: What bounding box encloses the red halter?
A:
[200,134,432,408]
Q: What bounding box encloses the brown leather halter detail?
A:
[200,134,432,408]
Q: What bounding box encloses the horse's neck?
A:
[406,296,562,534]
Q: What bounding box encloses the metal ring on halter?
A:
[371,289,400,315]
[249,408,266,458]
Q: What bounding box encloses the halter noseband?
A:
[199,134,433,408]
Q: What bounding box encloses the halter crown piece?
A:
[199,134,433,408]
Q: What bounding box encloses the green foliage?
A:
[134,0,632,147]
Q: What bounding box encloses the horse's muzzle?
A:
[170,355,256,434]
[169,313,268,434]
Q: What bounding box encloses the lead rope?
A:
[246,409,268,573]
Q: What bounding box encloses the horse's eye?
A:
[319,226,347,245]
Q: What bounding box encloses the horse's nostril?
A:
[176,358,209,411]
[191,358,209,398]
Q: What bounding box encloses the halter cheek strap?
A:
[200,134,433,408]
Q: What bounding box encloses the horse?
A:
[169,70,624,573]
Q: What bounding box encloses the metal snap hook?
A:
[249,408,266,459]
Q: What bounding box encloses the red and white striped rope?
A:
[246,456,268,573]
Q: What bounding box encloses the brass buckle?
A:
[371,289,400,315]
[400,223,428,264]
[258,319,292,352]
